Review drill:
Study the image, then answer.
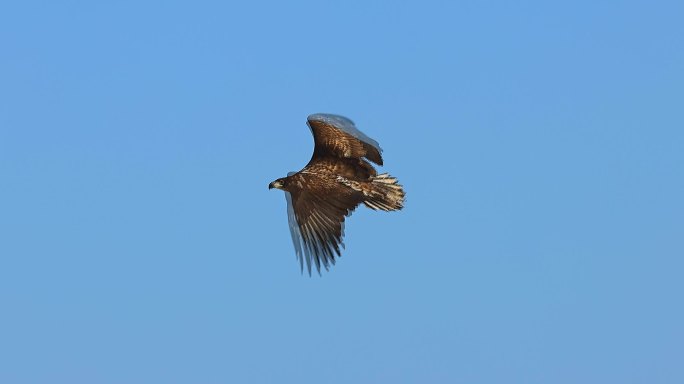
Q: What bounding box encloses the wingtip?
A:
[307,113,355,126]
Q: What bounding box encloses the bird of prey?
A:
[269,113,405,275]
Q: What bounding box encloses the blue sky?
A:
[1,1,683,383]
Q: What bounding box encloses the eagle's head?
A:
[268,178,286,190]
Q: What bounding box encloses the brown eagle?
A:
[269,113,405,275]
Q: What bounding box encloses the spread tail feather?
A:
[363,173,405,211]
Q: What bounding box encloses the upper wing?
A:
[307,114,383,165]
[285,186,360,275]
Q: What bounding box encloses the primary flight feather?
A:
[269,114,405,275]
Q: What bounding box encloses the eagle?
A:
[269,113,405,275]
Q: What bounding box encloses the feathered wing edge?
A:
[284,190,345,276]
[285,190,305,271]
[307,113,384,165]
[307,113,382,153]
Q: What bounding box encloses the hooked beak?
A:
[269,181,282,190]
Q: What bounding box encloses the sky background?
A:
[1,1,683,383]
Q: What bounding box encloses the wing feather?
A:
[307,114,384,165]
[284,188,359,275]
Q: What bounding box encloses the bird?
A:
[269,113,405,275]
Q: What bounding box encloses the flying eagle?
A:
[269,113,405,275]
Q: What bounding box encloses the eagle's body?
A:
[269,114,405,275]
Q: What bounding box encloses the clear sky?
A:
[1,1,683,383]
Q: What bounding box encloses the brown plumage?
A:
[269,114,405,275]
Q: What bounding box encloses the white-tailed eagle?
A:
[269,114,405,275]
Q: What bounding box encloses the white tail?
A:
[363,173,405,211]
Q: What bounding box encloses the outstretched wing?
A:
[284,185,361,275]
[307,113,384,165]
